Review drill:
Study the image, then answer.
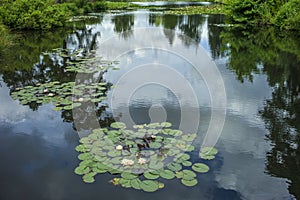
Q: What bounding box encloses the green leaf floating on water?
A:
[161,122,172,127]
[140,180,159,192]
[119,178,131,188]
[181,178,198,187]
[131,178,142,190]
[149,142,162,149]
[75,144,88,153]
[74,166,90,175]
[182,161,192,167]
[121,172,138,180]
[192,163,210,173]
[82,173,96,183]
[110,122,126,129]
[144,172,160,180]
[148,161,164,170]
[145,123,161,129]
[182,170,197,180]
[160,169,175,179]
[78,153,92,160]
[200,147,218,160]
[167,162,182,172]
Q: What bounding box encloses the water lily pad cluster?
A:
[10,81,108,110]
[43,48,119,74]
[10,48,113,110]
[74,122,218,192]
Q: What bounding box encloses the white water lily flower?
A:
[48,93,54,97]
[116,145,123,150]
[127,160,134,166]
[138,158,146,165]
[43,89,49,93]
[78,98,84,102]
[151,135,156,139]
[121,159,134,166]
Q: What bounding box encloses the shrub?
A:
[0,0,72,30]
[93,1,108,12]
[273,0,300,30]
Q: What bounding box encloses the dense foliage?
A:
[0,0,107,30]
[273,0,300,29]
[0,0,71,29]
[225,0,300,30]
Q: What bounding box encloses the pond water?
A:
[0,11,300,200]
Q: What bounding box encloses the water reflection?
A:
[112,14,135,39]
[221,26,300,199]
[0,11,300,199]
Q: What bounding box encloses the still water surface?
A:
[0,11,299,200]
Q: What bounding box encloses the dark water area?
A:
[0,11,300,200]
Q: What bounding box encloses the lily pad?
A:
[130,178,142,190]
[182,161,192,167]
[160,169,175,179]
[74,166,90,175]
[121,172,138,180]
[78,153,92,160]
[119,178,131,188]
[192,163,210,173]
[140,180,159,192]
[82,173,96,183]
[200,147,218,160]
[75,144,88,153]
[182,170,197,180]
[111,122,126,129]
[149,142,162,149]
[161,122,172,127]
[148,161,164,170]
[167,163,182,172]
[144,172,160,180]
[175,171,184,178]
[181,178,198,187]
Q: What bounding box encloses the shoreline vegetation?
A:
[0,0,299,52]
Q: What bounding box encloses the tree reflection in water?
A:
[221,27,300,199]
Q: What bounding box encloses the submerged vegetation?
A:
[74,121,218,191]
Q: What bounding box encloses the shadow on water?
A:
[0,11,300,199]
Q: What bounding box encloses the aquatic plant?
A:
[10,48,113,110]
[165,5,225,15]
[10,81,108,110]
[74,122,218,192]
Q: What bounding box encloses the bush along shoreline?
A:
[0,0,299,31]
